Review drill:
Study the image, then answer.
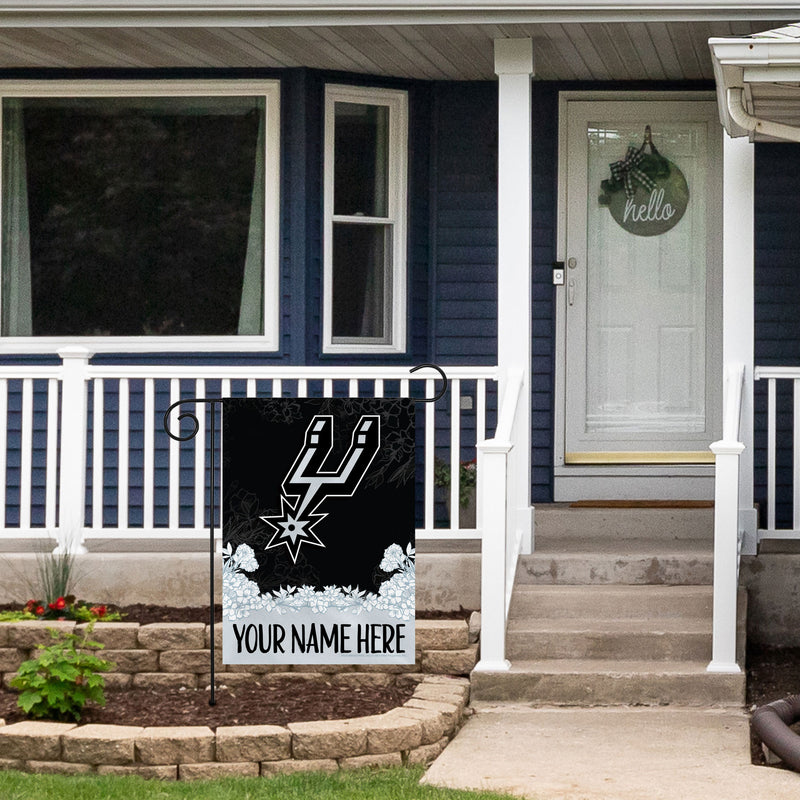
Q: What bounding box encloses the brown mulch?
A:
[0,676,416,730]
[111,604,474,625]
[747,644,800,768]
[0,604,475,625]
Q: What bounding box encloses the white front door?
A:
[556,97,722,498]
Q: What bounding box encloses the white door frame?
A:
[553,90,722,501]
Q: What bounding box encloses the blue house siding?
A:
[753,141,800,529]
[530,84,559,503]
[432,82,498,366]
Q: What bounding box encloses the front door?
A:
[558,98,722,495]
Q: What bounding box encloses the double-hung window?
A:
[323,85,408,353]
[0,80,280,351]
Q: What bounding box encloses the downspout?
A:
[727,87,800,143]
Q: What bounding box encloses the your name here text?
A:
[231,622,407,655]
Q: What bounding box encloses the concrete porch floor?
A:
[422,703,800,800]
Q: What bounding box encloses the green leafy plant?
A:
[10,623,114,722]
[433,457,477,508]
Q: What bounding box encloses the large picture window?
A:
[0,81,280,351]
[323,85,407,353]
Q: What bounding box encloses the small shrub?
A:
[10,623,114,722]
[13,596,122,622]
[433,457,477,508]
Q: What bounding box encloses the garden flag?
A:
[222,398,415,664]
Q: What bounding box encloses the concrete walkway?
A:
[422,703,800,800]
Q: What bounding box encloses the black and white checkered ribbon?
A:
[609,146,657,199]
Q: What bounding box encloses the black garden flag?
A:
[222,398,415,664]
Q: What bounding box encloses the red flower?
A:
[35,605,45,616]
[90,605,107,618]
[54,597,66,610]
[48,602,56,611]
[24,600,35,611]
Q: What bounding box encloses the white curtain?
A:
[237,99,265,336]
[358,106,389,338]
[1,98,32,336]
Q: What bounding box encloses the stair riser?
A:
[508,591,713,620]
[471,671,745,706]
[505,631,711,661]
[533,508,714,540]
[516,555,713,586]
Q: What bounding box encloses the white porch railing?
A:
[0,348,500,552]
[708,362,745,674]
[474,367,525,672]
[753,365,800,539]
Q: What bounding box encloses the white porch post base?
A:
[707,439,744,674]
[475,442,512,671]
[57,347,91,555]
[473,659,511,673]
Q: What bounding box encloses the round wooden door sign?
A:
[599,126,689,237]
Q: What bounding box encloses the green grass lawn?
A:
[0,767,522,800]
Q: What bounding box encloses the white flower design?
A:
[222,542,415,621]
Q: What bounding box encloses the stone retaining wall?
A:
[0,676,470,779]
[0,619,479,690]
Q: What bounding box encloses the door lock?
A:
[568,257,577,269]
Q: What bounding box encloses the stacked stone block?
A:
[0,676,470,778]
[0,618,477,691]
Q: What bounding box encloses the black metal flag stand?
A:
[162,365,447,707]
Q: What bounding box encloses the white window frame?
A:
[0,79,281,354]
[323,84,408,354]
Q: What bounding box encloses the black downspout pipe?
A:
[751,696,800,771]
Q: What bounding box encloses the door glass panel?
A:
[584,121,708,435]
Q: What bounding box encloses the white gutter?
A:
[726,86,800,142]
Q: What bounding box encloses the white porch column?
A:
[722,134,756,554]
[494,38,534,553]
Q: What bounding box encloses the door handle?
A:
[568,278,575,306]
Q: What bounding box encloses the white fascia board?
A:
[0,1,798,27]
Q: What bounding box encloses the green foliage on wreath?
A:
[599,150,672,206]
[10,623,114,722]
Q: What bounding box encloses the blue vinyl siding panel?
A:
[432,82,498,368]
[530,84,559,504]
[430,81,557,502]
[753,142,800,529]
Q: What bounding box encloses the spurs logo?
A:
[260,415,380,562]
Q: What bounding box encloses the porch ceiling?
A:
[0,19,793,80]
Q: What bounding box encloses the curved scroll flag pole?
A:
[164,398,222,706]
[410,364,449,403]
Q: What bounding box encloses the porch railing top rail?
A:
[754,366,800,380]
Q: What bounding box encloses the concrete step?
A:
[470,659,745,706]
[505,618,711,661]
[533,505,714,541]
[507,585,714,620]
[516,542,714,585]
